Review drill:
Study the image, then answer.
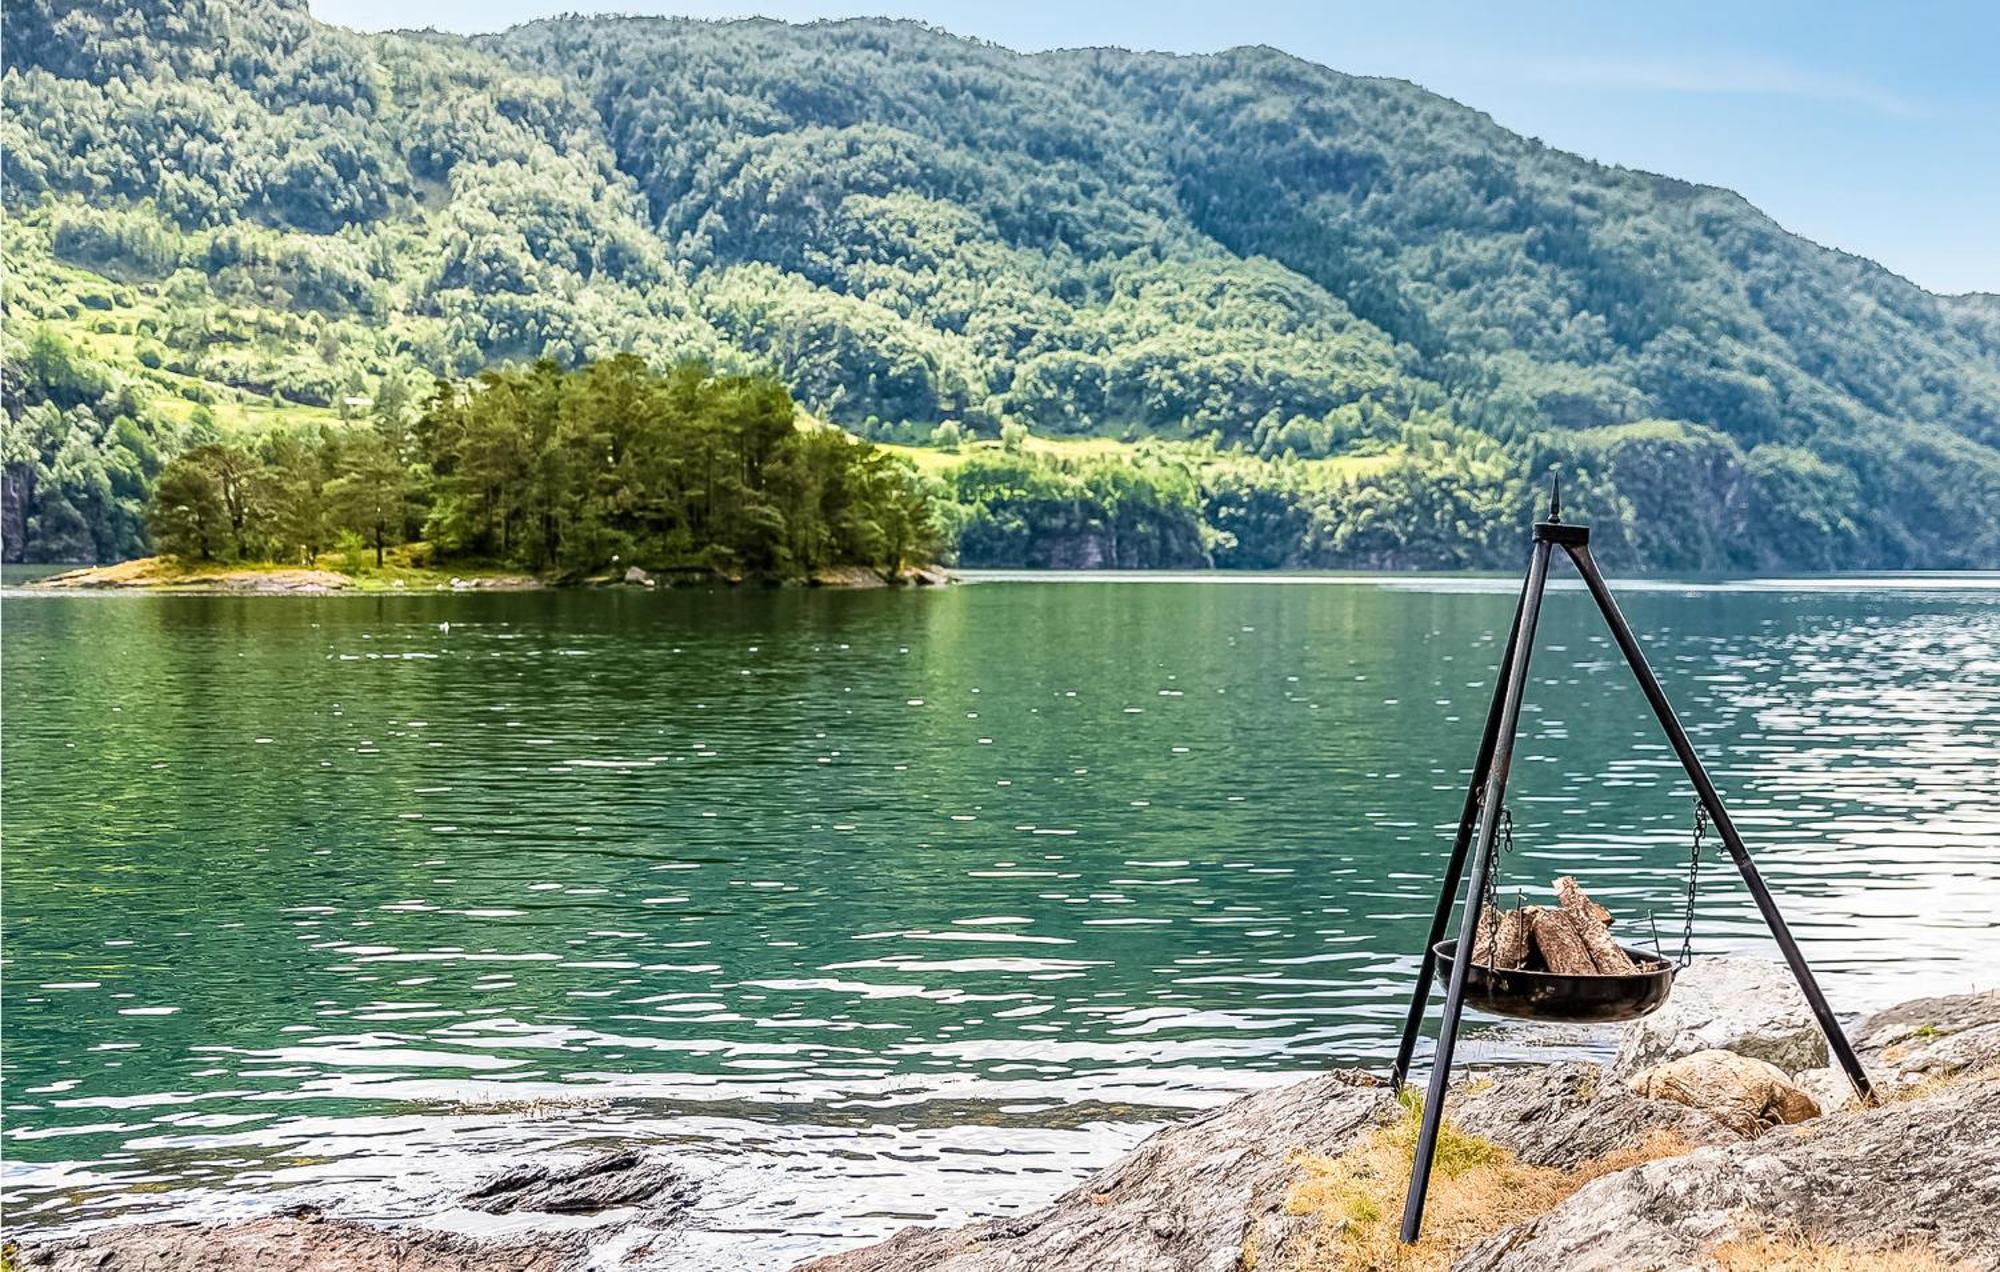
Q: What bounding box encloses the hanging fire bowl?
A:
[1431,939,1676,1024]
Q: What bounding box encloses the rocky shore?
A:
[23,557,951,594]
[10,962,1995,1272]
[24,558,543,594]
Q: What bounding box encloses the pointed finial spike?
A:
[1549,472,1562,522]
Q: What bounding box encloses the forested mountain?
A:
[6,0,1998,571]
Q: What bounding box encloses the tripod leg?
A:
[1400,539,1554,1244]
[1390,582,1528,1089]
[1564,543,1874,1103]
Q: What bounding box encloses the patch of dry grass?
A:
[1263,1091,1688,1271]
[1711,1231,1970,1271]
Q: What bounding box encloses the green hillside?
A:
[6,0,1998,571]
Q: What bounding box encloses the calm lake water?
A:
[5,572,1999,1266]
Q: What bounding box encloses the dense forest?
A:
[5,0,1998,572]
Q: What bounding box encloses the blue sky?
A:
[311,0,1999,295]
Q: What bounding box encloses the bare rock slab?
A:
[1612,957,1827,1077]
[1455,1075,2000,1272]
[9,1207,581,1272]
[802,1070,1395,1272]
[9,1153,692,1272]
[1856,988,2000,1083]
[1797,990,1997,1107]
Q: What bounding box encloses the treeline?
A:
[1,326,169,562]
[935,416,1960,573]
[146,356,937,578]
[943,437,1525,572]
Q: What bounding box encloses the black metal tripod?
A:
[1389,487,1875,1244]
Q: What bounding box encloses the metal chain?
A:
[1680,798,1708,966]
[1481,806,1515,914]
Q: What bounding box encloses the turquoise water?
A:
[4,573,1998,1265]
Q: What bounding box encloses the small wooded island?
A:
[31,355,945,590]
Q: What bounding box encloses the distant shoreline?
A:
[16,559,1996,596]
[21,558,951,595]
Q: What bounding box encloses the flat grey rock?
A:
[1611,957,1827,1077]
[11,1207,582,1272]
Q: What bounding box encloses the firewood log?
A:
[1474,903,1501,966]
[1554,877,1636,974]
[1573,915,1637,974]
[1526,907,1599,976]
[1555,875,1613,927]
[1472,904,1532,970]
[1492,907,1531,970]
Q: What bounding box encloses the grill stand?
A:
[1390,496,1875,1245]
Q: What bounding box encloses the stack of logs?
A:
[1473,875,1639,975]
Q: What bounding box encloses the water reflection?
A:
[4,576,1997,1266]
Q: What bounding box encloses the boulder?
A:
[1625,1050,1818,1137]
[460,1149,694,1217]
[1448,1062,1741,1168]
[802,1071,1395,1272]
[1856,988,2000,1086]
[622,565,653,586]
[1456,1075,2000,1271]
[1611,958,1827,1077]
